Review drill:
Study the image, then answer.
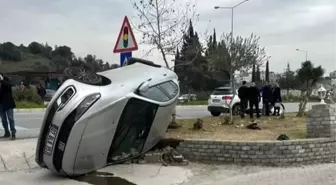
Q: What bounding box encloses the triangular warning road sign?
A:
[113,16,138,53]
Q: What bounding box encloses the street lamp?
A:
[214,0,249,41]
[296,48,308,62]
[214,0,250,92]
[317,85,327,104]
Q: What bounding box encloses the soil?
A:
[166,114,307,140]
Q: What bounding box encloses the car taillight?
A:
[222,96,232,100]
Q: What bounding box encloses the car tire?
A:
[232,104,240,116]
[63,67,102,85]
[210,111,221,117]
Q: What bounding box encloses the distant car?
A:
[178,94,197,103]
[207,86,284,117]
[44,89,56,101]
[35,58,180,177]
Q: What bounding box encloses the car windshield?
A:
[212,88,232,95]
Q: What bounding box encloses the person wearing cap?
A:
[0,74,17,140]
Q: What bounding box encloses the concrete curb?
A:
[14,108,46,113]
[176,105,207,108]
[13,106,208,112]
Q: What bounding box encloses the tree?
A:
[265,60,269,82]
[0,42,22,61]
[278,63,297,95]
[28,42,44,54]
[177,20,207,93]
[210,33,268,86]
[132,0,197,67]
[296,61,324,117]
[209,33,268,123]
[132,0,198,125]
[252,64,256,82]
[256,65,261,83]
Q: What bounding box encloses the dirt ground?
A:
[167,114,307,140]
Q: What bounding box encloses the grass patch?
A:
[166,113,307,141]
[16,101,46,109]
[177,99,317,106]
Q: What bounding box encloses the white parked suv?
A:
[207,87,283,117]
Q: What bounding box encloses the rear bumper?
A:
[207,106,229,113]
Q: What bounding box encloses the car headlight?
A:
[74,93,101,121]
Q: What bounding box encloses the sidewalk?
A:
[0,138,38,172]
[0,130,40,140]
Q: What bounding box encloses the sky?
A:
[0,0,335,75]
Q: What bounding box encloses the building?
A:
[330,70,336,79]
[235,71,279,83]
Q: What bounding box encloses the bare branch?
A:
[131,0,198,68]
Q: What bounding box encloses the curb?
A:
[13,106,207,112]
[176,105,207,108]
[14,108,46,113]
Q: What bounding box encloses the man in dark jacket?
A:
[248,82,261,120]
[272,83,282,116]
[0,75,17,140]
[261,82,272,116]
[238,81,248,118]
[37,84,47,100]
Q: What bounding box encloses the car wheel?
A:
[232,104,240,116]
[210,111,221,117]
[63,67,102,85]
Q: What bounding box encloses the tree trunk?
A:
[296,89,311,117]
[229,73,235,124]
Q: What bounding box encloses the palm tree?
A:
[296,61,324,117]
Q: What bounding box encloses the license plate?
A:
[213,99,220,103]
[44,124,58,156]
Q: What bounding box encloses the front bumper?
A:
[35,80,101,176]
[207,106,230,113]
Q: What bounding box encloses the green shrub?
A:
[12,86,43,104]
[15,101,46,108]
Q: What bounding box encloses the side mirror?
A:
[138,81,150,94]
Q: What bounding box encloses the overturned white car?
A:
[35,58,179,176]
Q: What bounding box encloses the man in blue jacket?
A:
[261,82,272,116]
[0,74,17,140]
[238,81,248,118]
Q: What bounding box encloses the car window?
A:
[158,81,178,98]
[140,86,170,102]
[212,89,232,95]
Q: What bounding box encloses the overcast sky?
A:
[0,0,335,74]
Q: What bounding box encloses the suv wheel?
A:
[210,111,221,117]
[232,104,240,116]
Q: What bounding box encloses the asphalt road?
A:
[6,102,319,130]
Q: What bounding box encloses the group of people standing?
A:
[0,74,16,140]
[238,81,282,120]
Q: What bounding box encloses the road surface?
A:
[4,102,319,131]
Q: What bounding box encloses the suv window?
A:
[212,88,232,95]
[139,81,178,102]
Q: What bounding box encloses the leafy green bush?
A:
[15,101,46,108]
[12,86,43,104]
